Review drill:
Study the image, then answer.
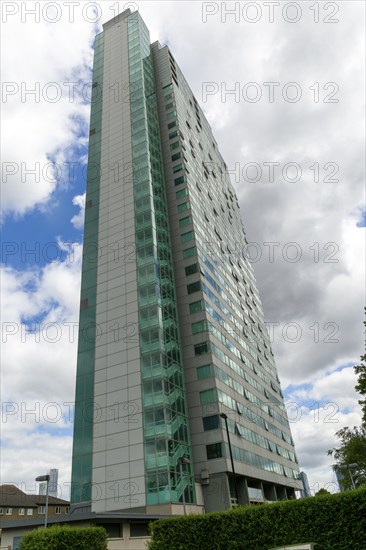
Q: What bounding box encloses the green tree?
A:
[314,488,331,496]
[327,311,366,491]
[354,308,366,426]
[328,426,366,490]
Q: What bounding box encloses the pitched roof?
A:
[0,485,69,507]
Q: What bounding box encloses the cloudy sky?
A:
[1,1,365,500]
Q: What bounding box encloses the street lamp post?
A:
[178,457,190,515]
[35,474,50,528]
[220,412,240,505]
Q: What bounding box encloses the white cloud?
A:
[71,193,86,229]
[1,10,95,221]
[1,245,82,496]
[290,403,362,494]
[1,1,365,499]
[285,365,362,493]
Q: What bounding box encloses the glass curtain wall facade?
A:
[127,13,194,507]
[71,9,301,515]
[149,41,301,510]
[71,30,104,505]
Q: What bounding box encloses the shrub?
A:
[148,488,366,550]
[19,525,108,550]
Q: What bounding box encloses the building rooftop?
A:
[0,484,69,508]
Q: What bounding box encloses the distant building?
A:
[0,506,163,550]
[334,466,346,492]
[300,471,311,497]
[333,464,357,492]
[39,468,58,498]
[0,484,69,522]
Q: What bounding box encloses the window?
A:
[169,130,178,139]
[0,508,3,515]
[178,202,190,213]
[166,110,177,120]
[270,381,278,393]
[194,342,208,355]
[185,264,198,277]
[141,328,160,346]
[6,508,12,515]
[181,231,194,243]
[183,246,196,259]
[203,415,219,431]
[18,508,25,515]
[66,506,70,514]
[174,175,186,186]
[130,521,150,537]
[192,320,205,334]
[171,152,182,162]
[236,423,246,437]
[170,141,180,150]
[163,83,173,91]
[187,281,201,294]
[173,163,184,173]
[27,508,33,515]
[189,299,202,313]
[176,188,188,199]
[165,102,175,110]
[179,216,192,228]
[206,443,222,459]
[215,228,222,240]
[38,506,46,514]
[55,506,61,514]
[197,364,214,379]
[99,523,121,539]
[168,121,176,129]
[200,388,217,404]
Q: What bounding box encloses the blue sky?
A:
[1,1,365,498]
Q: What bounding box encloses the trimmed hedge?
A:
[19,525,108,550]
[149,488,366,550]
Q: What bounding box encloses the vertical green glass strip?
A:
[71,32,104,504]
[128,12,195,506]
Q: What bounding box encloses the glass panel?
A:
[203,415,219,430]
[200,389,217,404]
[206,443,222,459]
[185,264,198,276]
[187,281,201,294]
[189,299,202,312]
[197,364,214,379]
